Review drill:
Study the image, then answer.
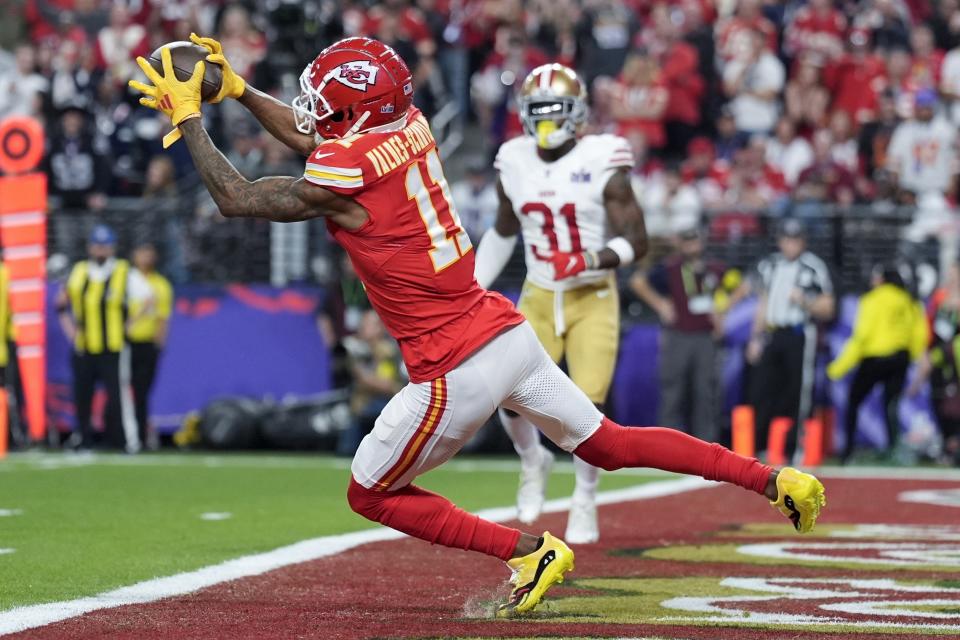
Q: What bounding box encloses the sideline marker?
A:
[802,417,824,467]
[0,116,46,443]
[767,417,793,466]
[731,405,755,458]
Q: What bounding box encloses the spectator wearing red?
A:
[644,2,705,153]
[24,0,81,44]
[608,49,669,148]
[786,54,831,133]
[723,29,785,135]
[364,0,436,58]
[94,5,149,86]
[722,136,788,210]
[909,24,944,88]
[621,130,665,184]
[824,28,886,125]
[785,0,848,62]
[794,130,857,211]
[765,117,814,187]
[714,0,777,70]
[681,137,730,208]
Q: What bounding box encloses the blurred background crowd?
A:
[1,1,959,270]
[2,0,960,282]
[3,0,960,464]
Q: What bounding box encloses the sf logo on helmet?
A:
[335,61,379,92]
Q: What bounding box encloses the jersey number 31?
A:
[406,149,472,272]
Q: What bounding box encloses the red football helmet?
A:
[292,37,414,139]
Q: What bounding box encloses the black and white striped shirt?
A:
[757,251,833,327]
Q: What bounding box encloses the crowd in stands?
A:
[1,0,959,258]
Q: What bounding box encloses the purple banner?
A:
[45,283,934,450]
[47,284,331,433]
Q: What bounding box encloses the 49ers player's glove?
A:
[130,48,204,148]
[550,250,598,280]
[189,32,246,103]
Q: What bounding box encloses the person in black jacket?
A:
[45,105,111,258]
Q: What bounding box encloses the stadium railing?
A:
[45,200,950,295]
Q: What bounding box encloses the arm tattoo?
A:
[180,119,317,222]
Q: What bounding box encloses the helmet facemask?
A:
[292,65,332,135]
[291,64,373,139]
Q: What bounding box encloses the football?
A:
[147,41,223,102]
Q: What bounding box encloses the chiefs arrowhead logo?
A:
[334,61,379,92]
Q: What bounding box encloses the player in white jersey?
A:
[475,63,647,543]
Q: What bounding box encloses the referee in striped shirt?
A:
[746,219,835,461]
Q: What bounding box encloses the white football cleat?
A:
[516,446,554,524]
[565,493,599,544]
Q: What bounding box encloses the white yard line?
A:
[0,450,678,477]
[8,452,960,480]
[0,476,712,636]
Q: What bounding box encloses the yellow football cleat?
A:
[497,531,574,617]
[770,466,826,533]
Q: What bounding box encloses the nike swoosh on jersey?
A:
[566,257,578,272]
[312,152,335,161]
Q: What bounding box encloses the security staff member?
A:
[631,225,742,442]
[0,257,26,447]
[127,243,172,448]
[747,219,835,460]
[57,225,151,452]
[828,265,928,463]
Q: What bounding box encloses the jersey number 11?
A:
[406,149,473,273]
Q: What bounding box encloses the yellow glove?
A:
[129,47,204,148]
[189,32,246,103]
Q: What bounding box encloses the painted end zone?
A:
[6,475,960,639]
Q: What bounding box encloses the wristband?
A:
[584,250,599,270]
[605,236,635,266]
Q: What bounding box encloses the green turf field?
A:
[0,452,667,610]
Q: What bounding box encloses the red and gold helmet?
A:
[519,63,588,149]
[292,37,414,140]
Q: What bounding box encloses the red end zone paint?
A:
[8,477,960,640]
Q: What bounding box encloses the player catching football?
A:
[475,64,641,544]
[130,37,826,616]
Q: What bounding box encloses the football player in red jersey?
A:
[130,36,826,616]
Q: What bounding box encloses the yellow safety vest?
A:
[827,283,929,380]
[127,271,173,343]
[67,260,130,354]
[0,264,12,367]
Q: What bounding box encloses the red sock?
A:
[347,477,521,560]
[575,417,773,495]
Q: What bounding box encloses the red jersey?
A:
[303,108,523,382]
[785,6,847,59]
